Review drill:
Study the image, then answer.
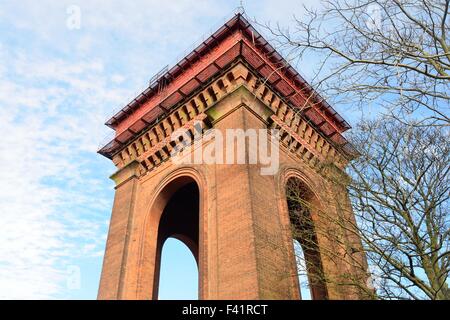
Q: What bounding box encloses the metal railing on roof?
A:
[167,7,246,71]
[98,130,116,153]
[148,65,169,87]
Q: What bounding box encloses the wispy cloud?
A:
[0,48,116,299]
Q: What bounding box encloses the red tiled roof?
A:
[99,13,352,159]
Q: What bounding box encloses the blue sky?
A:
[0,0,352,300]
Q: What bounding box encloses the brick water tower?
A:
[97,13,369,300]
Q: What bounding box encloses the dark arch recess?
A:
[286,177,328,300]
[153,181,200,299]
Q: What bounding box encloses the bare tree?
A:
[286,119,449,300]
[251,0,450,299]
[262,0,450,126]
[348,119,449,299]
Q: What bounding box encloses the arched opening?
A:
[293,239,312,300]
[158,238,199,299]
[286,177,328,300]
[153,181,200,299]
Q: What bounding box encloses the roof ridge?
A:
[99,11,353,159]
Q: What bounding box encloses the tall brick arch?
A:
[275,167,325,299]
[136,168,207,299]
[286,174,328,299]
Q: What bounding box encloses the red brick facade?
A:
[97,14,369,300]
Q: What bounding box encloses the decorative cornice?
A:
[108,63,350,178]
[99,14,355,162]
[103,14,350,134]
[110,160,141,188]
